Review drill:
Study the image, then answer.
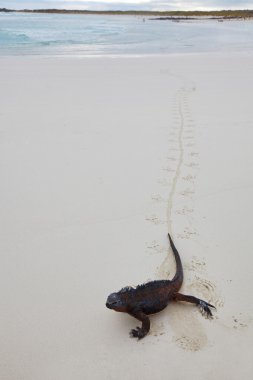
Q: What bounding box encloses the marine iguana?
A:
[106,233,215,340]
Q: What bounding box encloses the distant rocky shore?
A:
[1,8,253,19]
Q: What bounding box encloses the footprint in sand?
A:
[185,162,198,168]
[177,228,197,240]
[151,194,164,202]
[150,321,165,337]
[176,206,194,215]
[146,240,166,255]
[185,256,207,274]
[145,214,165,225]
[231,314,252,330]
[179,188,194,197]
[182,174,196,182]
[173,335,204,352]
[190,276,224,309]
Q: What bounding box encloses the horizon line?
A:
[1,8,253,12]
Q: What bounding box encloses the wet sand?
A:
[0,54,252,379]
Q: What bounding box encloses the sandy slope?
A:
[0,54,252,379]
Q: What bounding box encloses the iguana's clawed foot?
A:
[130,326,147,340]
[198,300,216,318]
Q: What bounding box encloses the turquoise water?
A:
[1,12,253,56]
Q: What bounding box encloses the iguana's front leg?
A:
[128,310,150,340]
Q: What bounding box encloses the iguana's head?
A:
[106,286,133,312]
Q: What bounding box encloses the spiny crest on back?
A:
[118,280,169,294]
[119,286,134,294]
[136,280,168,291]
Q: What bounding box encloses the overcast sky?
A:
[1,0,253,11]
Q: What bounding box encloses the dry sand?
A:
[0,53,252,379]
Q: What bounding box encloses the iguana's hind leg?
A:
[174,293,215,318]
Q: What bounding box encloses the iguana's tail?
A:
[168,233,184,287]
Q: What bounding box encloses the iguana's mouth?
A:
[106,301,117,309]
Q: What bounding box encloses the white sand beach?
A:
[0,53,253,379]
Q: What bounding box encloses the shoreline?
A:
[1,50,253,60]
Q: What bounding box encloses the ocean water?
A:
[1,12,253,56]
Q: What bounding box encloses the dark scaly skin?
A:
[106,233,215,340]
